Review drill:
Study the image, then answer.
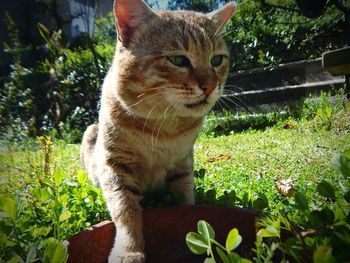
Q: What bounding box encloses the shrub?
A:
[0,137,108,262]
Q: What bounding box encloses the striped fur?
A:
[81,1,236,262]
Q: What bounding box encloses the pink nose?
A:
[200,83,216,97]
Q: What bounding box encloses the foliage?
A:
[202,89,347,137]
[225,0,345,70]
[1,0,346,142]
[0,92,349,262]
[1,22,114,142]
[94,12,116,45]
[186,220,251,262]
[188,94,350,262]
[254,149,350,262]
[0,137,108,262]
[168,0,226,11]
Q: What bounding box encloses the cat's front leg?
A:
[99,165,145,263]
[168,155,195,205]
[168,171,195,205]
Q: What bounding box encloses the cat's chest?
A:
[131,133,195,191]
[133,131,196,167]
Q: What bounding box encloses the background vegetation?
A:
[1,92,349,262]
[0,0,346,142]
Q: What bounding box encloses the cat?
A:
[80,0,236,262]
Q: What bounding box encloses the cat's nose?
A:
[199,83,216,97]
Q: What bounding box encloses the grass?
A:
[0,91,350,262]
[195,118,350,212]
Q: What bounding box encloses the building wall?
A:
[96,0,113,17]
[67,0,96,37]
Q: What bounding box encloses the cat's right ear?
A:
[114,0,156,45]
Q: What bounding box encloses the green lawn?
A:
[195,119,350,213]
[1,93,350,262]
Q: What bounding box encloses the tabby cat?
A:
[81,0,236,262]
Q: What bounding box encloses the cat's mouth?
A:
[185,99,208,109]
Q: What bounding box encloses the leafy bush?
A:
[226,0,344,71]
[0,137,108,262]
[254,150,350,262]
[1,22,115,142]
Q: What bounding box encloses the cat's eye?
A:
[167,56,191,67]
[211,55,224,67]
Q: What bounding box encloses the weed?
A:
[0,137,108,262]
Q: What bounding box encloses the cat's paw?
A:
[108,252,145,263]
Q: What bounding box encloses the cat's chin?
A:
[184,99,208,109]
[178,103,214,118]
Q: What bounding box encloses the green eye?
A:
[211,55,224,67]
[167,56,191,67]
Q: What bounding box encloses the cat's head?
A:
[112,0,236,119]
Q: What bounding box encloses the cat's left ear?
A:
[206,2,237,32]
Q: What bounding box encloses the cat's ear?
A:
[114,0,156,44]
[206,2,237,32]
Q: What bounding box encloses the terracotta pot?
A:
[66,205,258,263]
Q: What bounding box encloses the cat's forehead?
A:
[156,10,217,39]
[131,10,227,55]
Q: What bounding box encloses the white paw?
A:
[108,252,145,263]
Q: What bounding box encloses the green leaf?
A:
[253,195,269,210]
[206,189,217,203]
[316,180,335,200]
[332,150,350,178]
[43,238,67,263]
[59,211,71,222]
[60,194,68,207]
[26,245,37,263]
[53,170,64,186]
[195,168,206,179]
[216,247,230,263]
[37,23,50,44]
[309,208,334,227]
[266,225,279,237]
[226,228,242,252]
[312,245,336,263]
[228,252,242,262]
[8,255,23,263]
[76,170,87,185]
[344,191,350,203]
[186,232,209,255]
[0,194,17,220]
[204,258,216,263]
[32,226,52,238]
[334,226,350,245]
[257,227,280,239]
[294,192,309,210]
[197,220,215,243]
[219,190,237,205]
[283,237,303,259]
[32,188,51,202]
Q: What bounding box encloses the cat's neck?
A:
[106,100,203,138]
